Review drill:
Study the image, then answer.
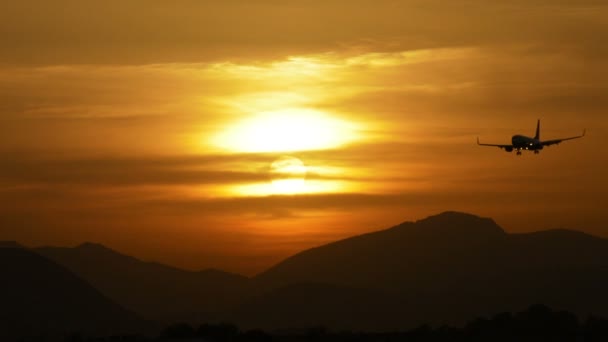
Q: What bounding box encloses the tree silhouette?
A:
[197,322,239,342]
[159,323,196,339]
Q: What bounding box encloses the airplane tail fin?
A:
[534,119,540,140]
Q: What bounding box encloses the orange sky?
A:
[1,1,607,275]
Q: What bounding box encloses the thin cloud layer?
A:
[0,1,607,274]
[1,1,606,64]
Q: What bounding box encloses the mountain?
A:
[233,211,608,330]
[0,241,24,248]
[230,282,409,331]
[36,242,249,322]
[21,211,608,332]
[0,246,145,340]
[255,211,507,293]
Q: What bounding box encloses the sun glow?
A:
[270,156,307,194]
[212,108,358,153]
[228,180,349,197]
[209,156,358,197]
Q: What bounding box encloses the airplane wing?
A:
[477,137,513,150]
[541,129,586,147]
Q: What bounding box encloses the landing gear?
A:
[516,150,522,156]
[534,150,540,154]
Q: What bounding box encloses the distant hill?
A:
[0,247,145,340]
[16,211,608,332]
[36,242,249,323]
[229,282,408,331]
[235,211,608,330]
[0,241,23,248]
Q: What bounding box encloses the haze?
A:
[1,0,607,275]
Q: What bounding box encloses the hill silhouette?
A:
[36,242,249,322]
[0,240,24,248]
[230,282,407,331]
[0,247,145,340]
[12,211,608,332]
[238,211,608,330]
[254,211,507,292]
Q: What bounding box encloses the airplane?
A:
[477,120,585,155]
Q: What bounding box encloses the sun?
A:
[269,156,308,194]
[211,108,358,153]
[220,155,353,196]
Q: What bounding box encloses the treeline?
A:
[23,305,608,342]
[154,305,608,342]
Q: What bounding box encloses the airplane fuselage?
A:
[512,135,543,152]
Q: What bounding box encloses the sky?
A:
[1,0,607,275]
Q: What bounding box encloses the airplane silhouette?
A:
[477,120,585,155]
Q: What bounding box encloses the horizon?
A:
[1,1,608,276]
[2,210,604,277]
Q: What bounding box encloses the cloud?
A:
[1,0,607,274]
[1,1,606,65]
[1,45,604,135]
[0,153,310,190]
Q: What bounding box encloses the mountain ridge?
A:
[0,247,146,340]
[4,211,608,331]
[35,242,249,322]
[239,211,608,330]
[0,240,24,248]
